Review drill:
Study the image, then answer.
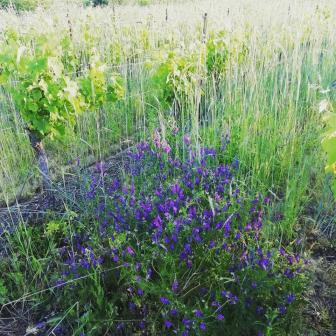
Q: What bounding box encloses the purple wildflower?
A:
[160,297,170,305]
[152,215,163,230]
[279,305,287,315]
[286,293,296,304]
[172,280,179,293]
[195,310,203,318]
[126,246,135,256]
[183,135,191,146]
[164,320,173,329]
[258,256,269,270]
[170,308,177,315]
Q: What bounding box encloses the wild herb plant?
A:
[0,132,307,335]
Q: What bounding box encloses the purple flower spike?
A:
[170,308,177,315]
[160,297,170,305]
[153,215,163,230]
[258,256,269,270]
[36,322,46,330]
[183,135,191,146]
[279,305,287,315]
[172,280,179,293]
[164,320,173,329]
[162,141,171,154]
[286,293,296,304]
[126,246,135,256]
[195,310,203,318]
[95,161,107,174]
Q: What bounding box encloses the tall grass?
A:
[0,0,334,236]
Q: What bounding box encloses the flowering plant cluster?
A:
[35,133,306,335]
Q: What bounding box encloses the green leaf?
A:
[46,220,62,236]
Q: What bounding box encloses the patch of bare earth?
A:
[304,229,336,336]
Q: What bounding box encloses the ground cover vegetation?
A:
[0,0,335,335]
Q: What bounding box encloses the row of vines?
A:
[0,6,335,199]
[0,21,250,190]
